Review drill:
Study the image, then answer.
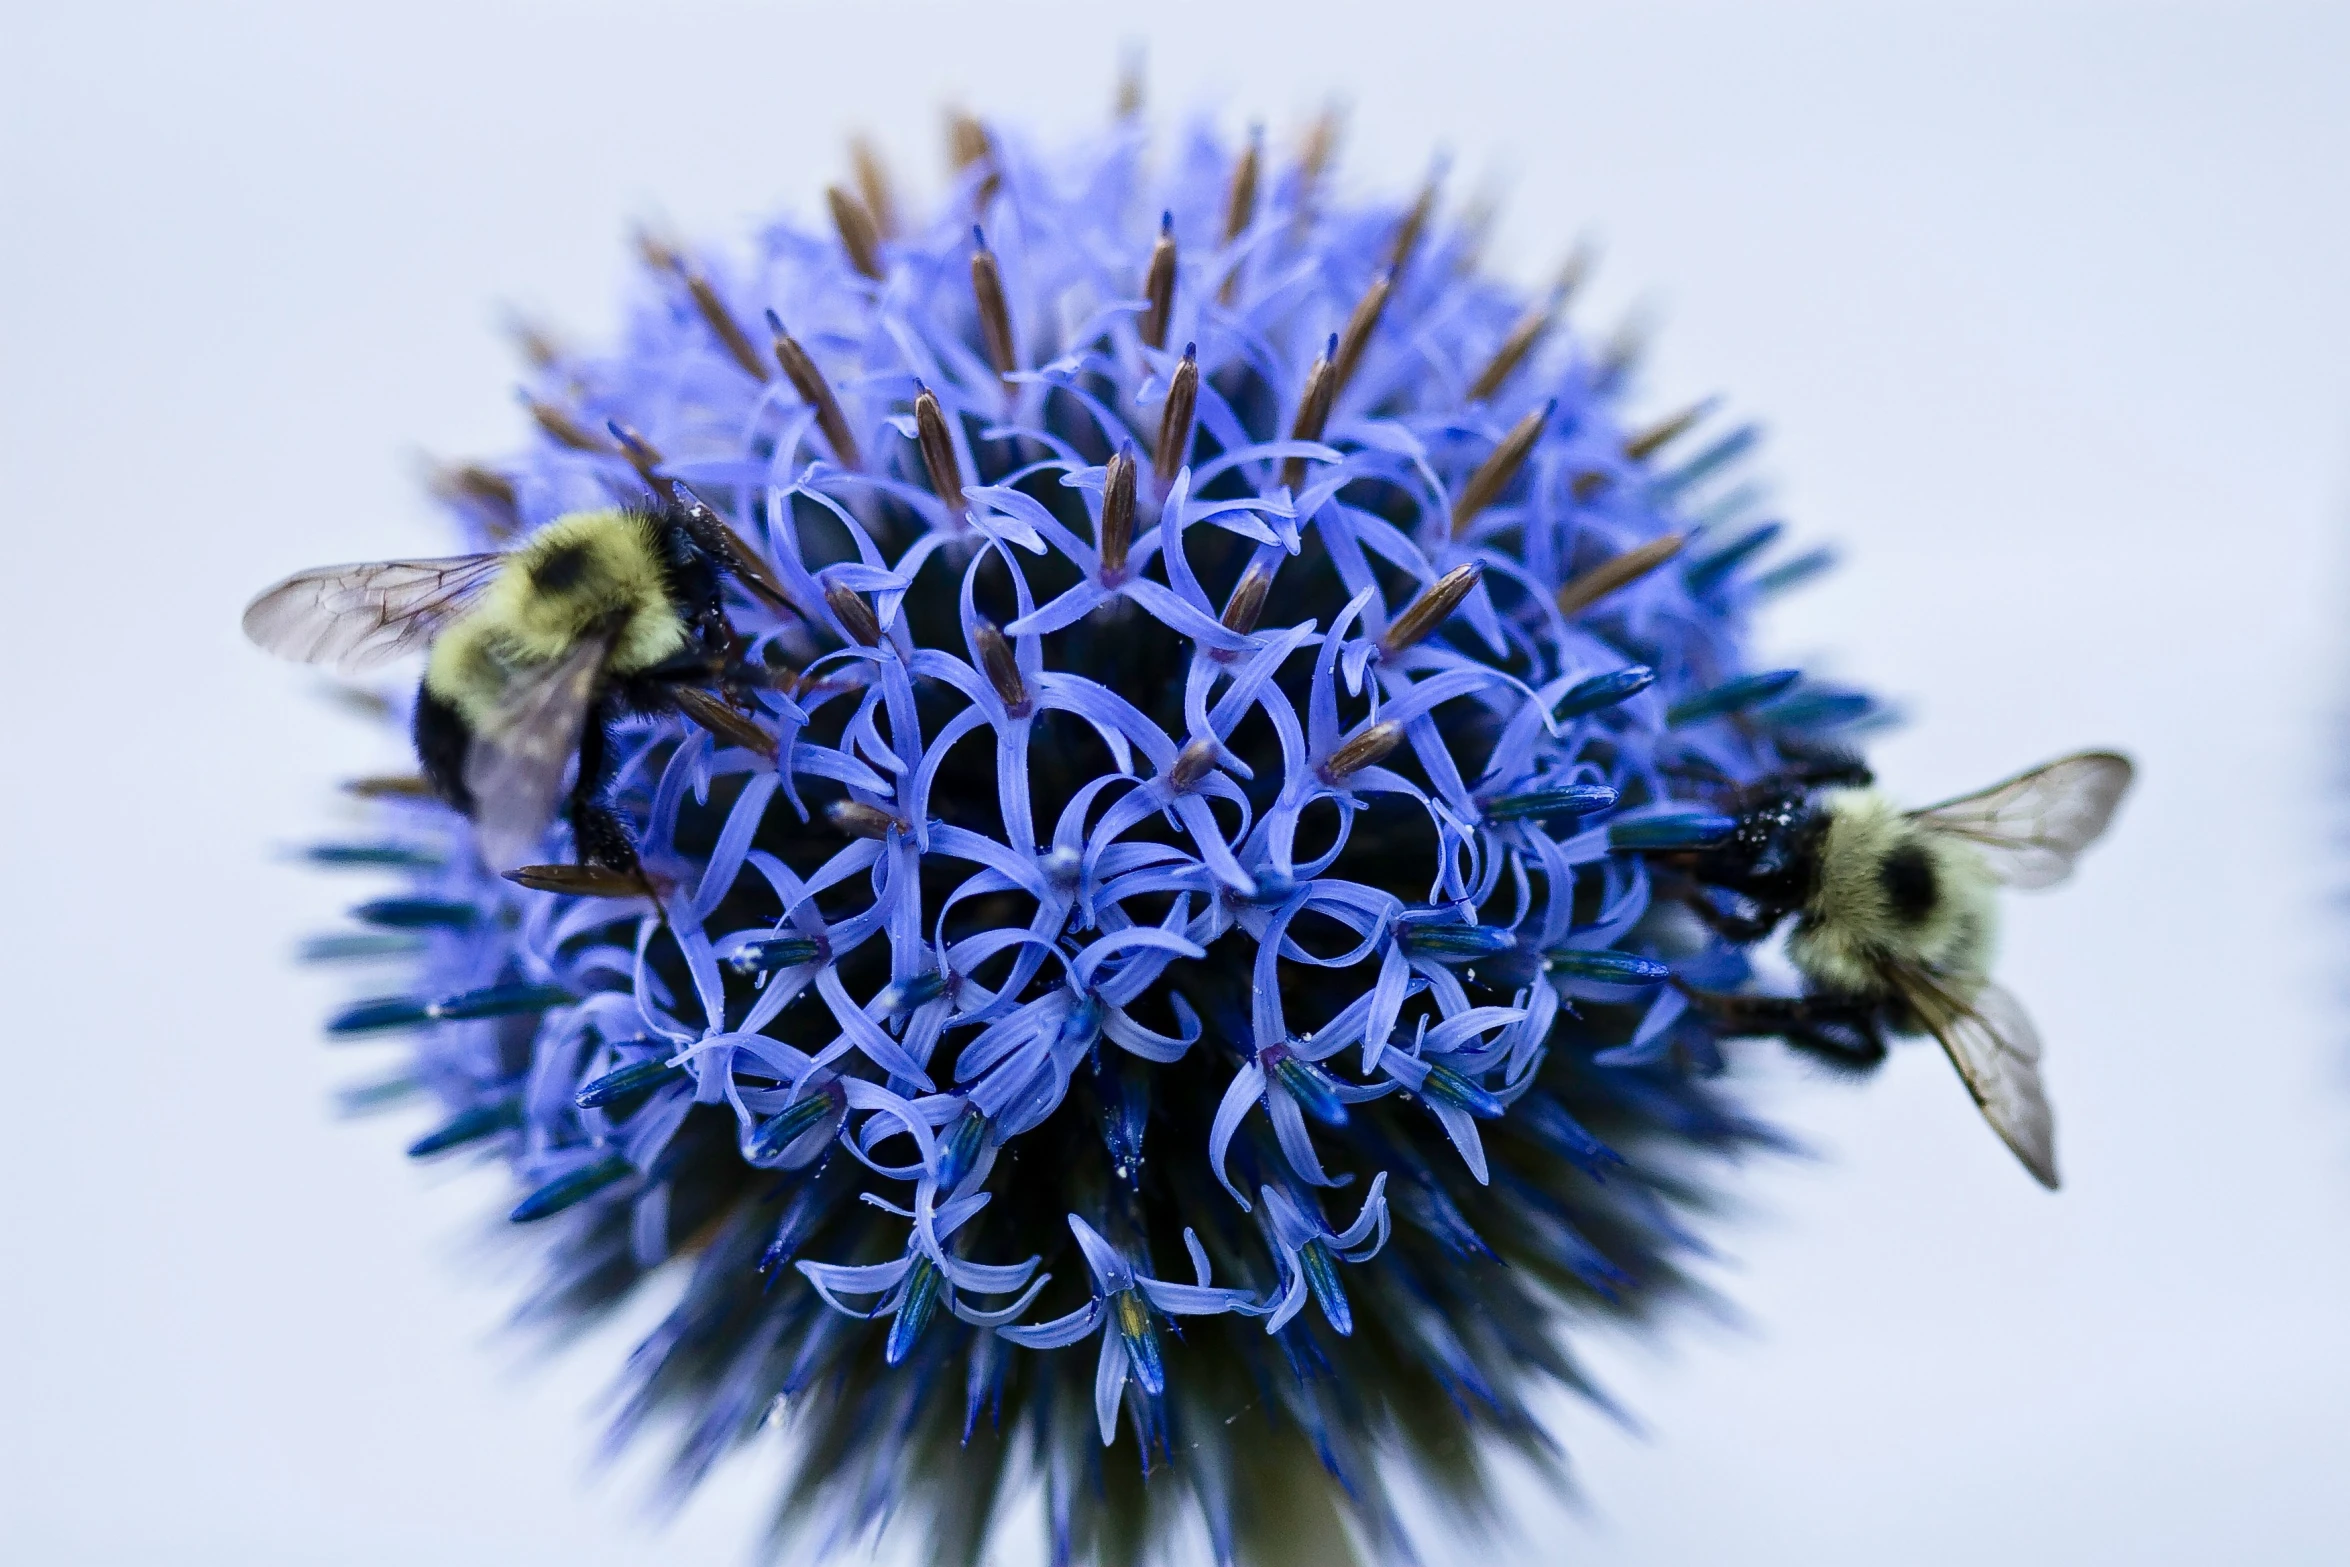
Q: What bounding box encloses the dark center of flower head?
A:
[326,97,1862,1567]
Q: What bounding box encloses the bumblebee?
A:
[244,498,777,878]
[1666,750,2134,1188]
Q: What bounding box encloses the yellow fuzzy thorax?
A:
[422,509,687,724]
[1785,790,1999,1000]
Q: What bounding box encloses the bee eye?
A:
[1877,843,1938,924]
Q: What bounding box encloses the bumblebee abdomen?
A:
[1787,791,2000,998]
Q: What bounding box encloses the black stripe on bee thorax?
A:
[1877,841,1938,925]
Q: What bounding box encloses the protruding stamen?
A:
[826,799,902,840]
[1280,334,1339,490]
[1665,669,1802,728]
[308,842,444,869]
[576,1057,686,1110]
[352,897,477,931]
[1140,212,1177,351]
[1382,562,1483,655]
[1624,399,1715,462]
[341,775,435,801]
[1329,271,1392,402]
[1556,533,1685,617]
[672,687,778,760]
[1421,1061,1505,1117]
[823,583,883,647]
[407,1100,520,1158]
[947,110,999,206]
[1607,811,1737,852]
[1114,49,1145,120]
[1544,949,1672,984]
[875,970,949,1018]
[504,864,656,899]
[886,1256,942,1365]
[968,227,1018,378]
[1595,310,1650,390]
[604,419,678,503]
[1270,1052,1349,1125]
[765,311,862,470]
[1169,737,1219,791]
[826,184,886,280]
[1099,443,1137,577]
[1397,923,1515,963]
[504,313,564,371]
[1570,470,1612,503]
[1299,1238,1353,1335]
[747,1086,841,1163]
[1322,720,1404,782]
[1386,171,1440,275]
[1466,269,1575,402]
[1552,665,1656,720]
[726,934,824,975]
[848,134,899,239]
[1295,104,1343,209]
[638,242,767,381]
[510,1155,633,1223]
[973,619,1029,714]
[426,463,520,537]
[935,1105,990,1190]
[1482,784,1620,822]
[1450,402,1552,537]
[913,384,967,521]
[1219,562,1273,635]
[1153,343,1198,478]
[525,398,609,452]
[1218,128,1262,304]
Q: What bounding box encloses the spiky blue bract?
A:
[303,107,1873,1566]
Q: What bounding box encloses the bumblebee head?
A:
[1787,790,1999,998]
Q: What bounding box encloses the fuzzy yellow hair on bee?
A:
[1789,790,2000,1000]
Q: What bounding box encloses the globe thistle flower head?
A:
[303,97,1873,1567]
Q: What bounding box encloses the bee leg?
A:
[1679,888,1784,946]
[565,710,641,874]
[1680,987,1889,1075]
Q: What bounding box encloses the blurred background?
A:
[4,1,2346,1561]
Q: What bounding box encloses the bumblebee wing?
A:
[242,555,506,672]
[1907,750,2133,889]
[1893,966,2058,1189]
[462,627,616,873]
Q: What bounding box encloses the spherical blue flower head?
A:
[308,108,1876,1566]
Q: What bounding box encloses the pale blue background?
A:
[4,2,2346,1561]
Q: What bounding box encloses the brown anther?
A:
[823,583,884,647]
[1153,346,1198,480]
[1217,129,1262,305]
[527,399,609,453]
[680,269,767,381]
[504,314,565,372]
[969,232,1018,377]
[607,421,679,504]
[1139,215,1177,351]
[633,228,683,274]
[1466,289,1564,404]
[769,319,863,470]
[506,864,662,899]
[1329,271,1392,403]
[1596,311,1649,389]
[913,385,967,521]
[1322,720,1404,782]
[426,463,521,537]
[826,800,902,840]
[848,135,900,240]
[826,185,886,281]
[1554,240,1596,301]
[1295,105,1344,207]
[1169,738,1220,791]
[672,688,779,762]
[1450,403,1551,537]
[1570,470,1613,503]
[1114,51,1145,119]
[973,619,1028,714]
[947,111,999,207]
[342,774,435,800]
[1099,445,1137,577]
[1382,562,1484,654]
[1555,533,1686,618]
[1623,400,1713,462]
[1219,562,1274,636]
[1385,172,1440,275]
[1279,337,1338,491]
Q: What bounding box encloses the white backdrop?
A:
[5,2,2346,1562]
